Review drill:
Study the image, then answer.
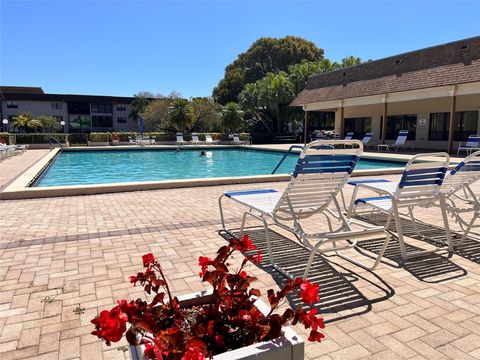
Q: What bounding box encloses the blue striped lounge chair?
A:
[439,151,480,245]
[377,130,411,152]
[361,132,373,148]
[349,152,453,261]
[344,132,354,140]
[457,135,480,155]
[219,140,390,279]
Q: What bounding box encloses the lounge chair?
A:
[344,131,354,140]
[205,134,218,145]
[231,133,244,145]
[377,130,412,152]
[176,133,187,145]
[349,152,453,261]
[456,135,480,155]
[191,133,203,144]
[361,132,374,149]
[128,136,136,145]
[219,140,390,279]
[438,151,480,245]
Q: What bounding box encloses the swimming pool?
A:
[34,148,405,187]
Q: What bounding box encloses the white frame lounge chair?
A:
[231,133,244,145]
[377,130,412,152]
[176,133,187,144]
[438,151,480,245]
[456,135,480,155]
[219,140,390,279]
[191,133,202,144]
[349,153,453,261]
[205,134,218,145]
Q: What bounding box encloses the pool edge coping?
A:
[0,146,422,200]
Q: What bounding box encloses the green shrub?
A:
[15,133,68,144]
[111,132,137,141]
[68,133,88,145]
[89,133,111,142]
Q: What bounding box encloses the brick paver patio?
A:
[1,150,480,359]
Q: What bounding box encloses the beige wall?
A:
[334,94,480,150]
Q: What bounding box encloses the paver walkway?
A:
[1,150,480,359]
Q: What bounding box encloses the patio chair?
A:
[377,130,412,152]
[191,133,203,144]
[176,133,187,145]
[231,133,244,145]
[219,140,390,279]
[438,151,480,245]
[344,132,354,140]
[361,132,374,149]
[348,152,453,261]
[456,135,480,155]
[205,134,218,144]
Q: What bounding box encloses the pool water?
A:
[34,149,404,187]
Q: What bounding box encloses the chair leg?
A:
[438,196,454,254]
[392,204,409,260]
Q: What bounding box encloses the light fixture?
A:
[2,119,8,125]
[60,120,65,126]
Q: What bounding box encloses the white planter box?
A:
[129,290,304,360]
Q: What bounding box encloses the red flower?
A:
[308,329,325,342]
[198,256,213,277]
[129,275,137,284]
[241,234,256,251]
[91,307,128,344]
[142,253,156,268]
[299,308,325,331]
[299,280,320,305]
[239,271,247,278]
[252,250,263,264]
[181,339,207,360]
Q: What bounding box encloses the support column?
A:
[340,104,344,137]
[447,87,457,153]
[303,109,308,145]
[381,97,388,144]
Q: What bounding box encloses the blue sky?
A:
[1,0,479,98]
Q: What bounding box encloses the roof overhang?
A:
[303,81,480,111]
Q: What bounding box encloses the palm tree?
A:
[220,102,244,132]
[168,99,194,132]
[13,113,44,133]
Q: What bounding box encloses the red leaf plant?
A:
[91,234,325,359]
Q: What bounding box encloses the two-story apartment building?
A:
[0,86,136,133]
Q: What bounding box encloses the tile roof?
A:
[291,36,480,106]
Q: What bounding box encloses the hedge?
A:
[1,132,267,145]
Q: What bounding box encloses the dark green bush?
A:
[15,133,68,144]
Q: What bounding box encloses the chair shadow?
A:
[218,228,394,324]
[354,213,468,283]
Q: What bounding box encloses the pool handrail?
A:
[271,144,304,174]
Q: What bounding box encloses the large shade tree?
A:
[213,36,324,104]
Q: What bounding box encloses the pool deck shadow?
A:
[219,228,395,324]
[354,213,471,282]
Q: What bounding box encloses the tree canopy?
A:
[213,36,324,105]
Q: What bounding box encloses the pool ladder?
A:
[271,145,304,174]
[48,136,63,150]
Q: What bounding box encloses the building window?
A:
[6,101,18,108]
[428,111,479,141]
[385,114,417,140]
[455,111,478,141]
[117,117,127,124]
[51,102,63,110]
[116,105,127,111]
[91,103,113,113]
[429,113,449,141]
[69,115,91,132]
[92,115,113,129]
[68,102,90,114]
[344,117,372,138]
